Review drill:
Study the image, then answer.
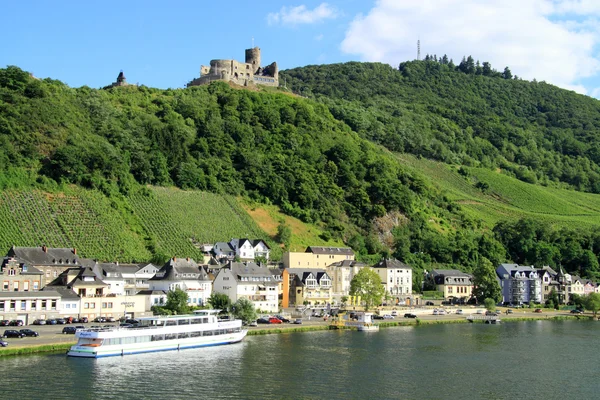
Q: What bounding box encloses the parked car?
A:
[55,318,66,325]
[476,310,484,315]
[9,320,24,327]
[94,317,106,323]
[0,320,10,326]
[404,313,417,318]
[0,340,7,347]
[485,311,497,316]
[373,314,385,320]
[62,326,77,334]
[71,318,80,324]
[3,329,25,338]
[438,310,447,315]
[248,321,258,327]
[433,309,439,315]
[119,323,134,328]
[456,310,464,315]
[268,317,282,324]
[292,318,303,324]
[534,308,543,313]
[507,309,514,314]
[105,317,116,322]
[124,319,139,326]
[257,318,270,324]
[275,316,290,323]
[19,329,39,337]
[383,314,394,319]
[33,319,47,325]
[80,317,89,323]
[46,319,57,325]
[570,309,584,314]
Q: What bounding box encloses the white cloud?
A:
[267,3,338,26]
[315,33,324,41]
[341,0,600,95]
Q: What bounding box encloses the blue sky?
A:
[3,1,600,97]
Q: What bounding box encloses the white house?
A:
[119,263,159,296]
[213,242,236,262]
[372,259,413,304]
[149,257,212,307]
[213,262,279,313]
[229,239,271,261]
[92,262,126,296]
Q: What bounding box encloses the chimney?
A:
[73,248,77,255]
[186,257,190,262]
[42,245,47,253]
[173,257,177,262]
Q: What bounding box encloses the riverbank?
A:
[0,311,592,357]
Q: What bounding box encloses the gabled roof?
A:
[151,257,210,281]
[8,246,82,267]
[286,268,330,286]
[0,290,61,299]
[372,258,412,270]
[305,246,354,256]
[1,257,43,275]
[42,286,80,300]
[137,289,167,296]
[431,269,473,285]
[214,242,234,252]
[497,264,539,279]
[229,262,276,284]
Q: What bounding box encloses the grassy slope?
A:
[397,154,600,228]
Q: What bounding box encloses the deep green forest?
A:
[2,63,600,283]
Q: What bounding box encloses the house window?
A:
[0,302,4,311]
[108,302,113,308]
[21,301,26,310]
[24,281,29,292]
[8,269,15,276]
[10,300,16,310]
[31,301,37,311]
[84,302,90,309]
[448,287,453,294]
[2,281,7,291]
[13,282,19,291]
[51,300,57,310]
[90,303,96,309]
[53,271,57,278]
[33,281,39,290]
[46,271,50,278]
[66,303,71,309]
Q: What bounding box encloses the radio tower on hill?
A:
[417,39,421,60]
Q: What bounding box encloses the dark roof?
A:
[229,262,276,283]
[372,258,412,270]
[137,290,167,296]
[286,268,330,286]
[1,257,43,275]
[0,290,61,299]
[42,286,80,300]
[328,260,366,268]
[8,246,81,267]
[151,258,209,281]
[306,246,354,256]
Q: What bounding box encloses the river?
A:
[1,320,597,399]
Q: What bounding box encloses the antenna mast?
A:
[417,39,421,61]
[252,36,254,48]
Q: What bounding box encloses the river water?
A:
[2,320,598,399]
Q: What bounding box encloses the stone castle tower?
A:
[187,47,278,88]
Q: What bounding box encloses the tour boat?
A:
[342,312,380,332]
[67,310,247,358]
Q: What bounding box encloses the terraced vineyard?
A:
[0,189,150,261]
[397,154,600,228]
[128,187,280,260]
[0,186,279,262]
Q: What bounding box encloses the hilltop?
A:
[2,63,600,280]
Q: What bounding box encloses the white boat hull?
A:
[67,330,247,358]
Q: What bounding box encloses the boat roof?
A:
[137,310,222,321]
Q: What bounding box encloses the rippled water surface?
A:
[2,320,598,399]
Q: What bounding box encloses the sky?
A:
[2,0,600,97]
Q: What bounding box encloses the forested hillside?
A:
[281,60,600,193]
[2,64,600,282]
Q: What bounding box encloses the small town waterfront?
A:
[2,320,598,399]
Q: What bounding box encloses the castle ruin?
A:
[187,47,279,88]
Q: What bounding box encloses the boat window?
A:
[178,332,190,339]
[191,318,202,324]
[178,319,190,325]
[166,320,177,326]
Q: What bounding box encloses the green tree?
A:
[472,257,502,303]
[583,292,600,318]
[165,288,190,315]
[349,267,385,310]
[208,292,232,314]
[232,297,257,324]
[546,288,559,309]
[276,221,292,248]
[502,66,512,79]
[484,298,496,312]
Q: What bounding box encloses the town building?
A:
[372,259,413,304]
[282,246,355,269]
[92,262,125,296]
[229,238,270,261]
[1,256,43,292]
[497,264,542,305]
[118,263,159,296]
[212,262,279,312]
[7,246,85,287]
[325,260,367,303]
[282,268,332,308]
[0,290,62,324]
[428,269,474,303]
[149,257,212,307]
